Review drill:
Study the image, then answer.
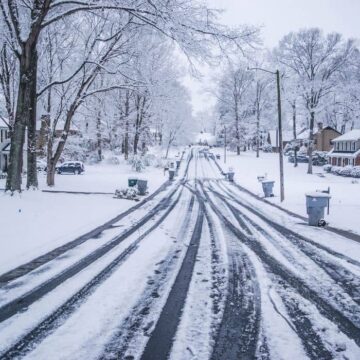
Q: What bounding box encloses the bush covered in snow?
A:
[114,187,139,200]
[105,156,120,165]
[338,166,353,177]
[326,165,360,178]
[128,155,146,172]
[142,154,157,166]
[261,143,273,153]
[351,166,360,178]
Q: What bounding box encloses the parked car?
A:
[57,161,85,175]
[312,154,328,166]
[37,160,47,172]
[288,154,309,163]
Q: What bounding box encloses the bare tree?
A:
[0,0,258,192]
[275,28,355,173]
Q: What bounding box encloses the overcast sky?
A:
[185,0,360,114]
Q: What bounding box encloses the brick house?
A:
[314,124,341,152]
[328,129,360,167]
[294,123,341,152]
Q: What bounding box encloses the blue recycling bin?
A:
[227,172,235,182]
[176,160,181,169]
[137,179,148,195]
[262,180,275,197]
[169,170,175,180]
[305,193,331,226]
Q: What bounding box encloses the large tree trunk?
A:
[307,110,315,174]
[26,49,39,189]
[6,47,38,191]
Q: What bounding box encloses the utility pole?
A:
[248,67,285,202]
[276,70,285,202]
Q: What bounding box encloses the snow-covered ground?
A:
[0,158,172,274]
[211,149,360,234]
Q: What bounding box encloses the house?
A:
[293,123,341,152]
[195,131,216,146]
[0,117,10,173]
[327,129,360,167]
[267,129,293,152]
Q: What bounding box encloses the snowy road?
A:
[0,149,360,359]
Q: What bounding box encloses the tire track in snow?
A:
[0,189,186,360]
[210,183,360,306]
[98,194,196,359]
[139,200,205,360]
[200,182,360,350]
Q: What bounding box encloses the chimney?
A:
[317,122,323,131]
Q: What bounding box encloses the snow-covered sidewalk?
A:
[211,149,360,234]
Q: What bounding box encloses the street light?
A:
[248,67,285,202]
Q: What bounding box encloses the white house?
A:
[328,129,360,167]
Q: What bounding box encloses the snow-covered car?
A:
[36,160,47,171]
[288,154,309,163]
[57,161,85,175]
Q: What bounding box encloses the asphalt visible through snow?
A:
[0,148,360,360]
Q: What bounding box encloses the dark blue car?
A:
[57,161,85,175]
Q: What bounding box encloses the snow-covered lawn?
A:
[211,149,360,234]
[0,161,168,274]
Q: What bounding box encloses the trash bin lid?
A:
[262,180,274,184]
[305,192,331,199]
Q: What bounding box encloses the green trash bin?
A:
[128,178,138,187]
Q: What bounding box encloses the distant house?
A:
[267,129,293,152]
[195,131,216,146]
[328,129,360,167]
[293,123,341,152]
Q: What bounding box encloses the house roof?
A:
[328,148,360,158]
[268,130,293,145]
[322,126,341,134]
[331,129,360,142]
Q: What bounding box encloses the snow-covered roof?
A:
[331,129,360,142]
[328,148,360,158]
[0,117,9,129]
[268,130,293,145]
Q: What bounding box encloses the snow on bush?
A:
[142,154,157,166]
[261,143,272,153]
[328,165,360,178]
[105,156,120,165]
[114,187,139,200]
[338,166,353,177]
[351,166,360,178]
[128,155,146,172]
